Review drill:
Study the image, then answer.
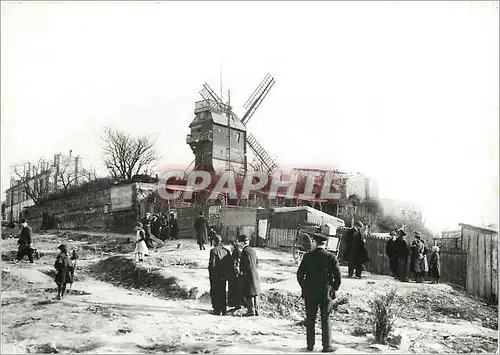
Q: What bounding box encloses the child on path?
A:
[134,222,148,262]
[429,245,441,284]
[54,244,74,300]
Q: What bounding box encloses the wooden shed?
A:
[459,223,498,303]
[257,206,345,248]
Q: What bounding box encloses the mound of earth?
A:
[2,267,54,292]
[90,255,200,300]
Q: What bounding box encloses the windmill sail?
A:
[246,133,278,174]
[242,74,275,125]
[199,83,229,113]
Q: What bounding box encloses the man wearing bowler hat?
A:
[208,235,234,315]
[238,234,261,316]
[297,232,341,352]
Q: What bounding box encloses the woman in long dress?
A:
[134,222,148,262]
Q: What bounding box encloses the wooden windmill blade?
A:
[199,83,229,112]
[241,73,276,125]
[246,133,278,174]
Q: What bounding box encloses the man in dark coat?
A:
[385,231,398,277]
[194,211,209,250]
[140,212,155,249]
[169,212,179,240]
[297,232,342,353]
[17,218,34,263]
[394,229,410,282]
[228,240,244,311]
[151,214,161,237]
[238,234,261,316]
[344,221,369,278]
[208,235,234,315]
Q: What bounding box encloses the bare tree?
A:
[11,159,51,204]
[101,127,160,180]
[56,156,98,195]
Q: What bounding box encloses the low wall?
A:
[24,183,141,232]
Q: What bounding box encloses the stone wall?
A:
[24,183,141,231]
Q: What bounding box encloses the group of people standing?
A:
[385,229,441,283]
[208,234,261,317]
[133,211,180,262]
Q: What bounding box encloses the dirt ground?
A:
[1,230,498,354]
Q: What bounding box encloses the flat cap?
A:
[355,221,364,228]
[397,229,407,236]
[414,231,422,237]
[311,232,329,241]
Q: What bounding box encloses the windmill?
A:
[186,73,278,179]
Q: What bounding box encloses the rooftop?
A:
[459,222,498,234]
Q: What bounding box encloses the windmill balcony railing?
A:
[195,100,211,110]
[186,131,213,144]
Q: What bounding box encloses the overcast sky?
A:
[1,1,498,231]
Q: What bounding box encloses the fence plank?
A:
[484,234,492,300]
[478,234,486,299]
[491,234,498,303]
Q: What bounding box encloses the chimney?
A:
[54,153,61,167]
[75,155,82,182]
[26,162,31,178]
[69,150,72,157]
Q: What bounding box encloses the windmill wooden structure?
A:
[186,73,278,178]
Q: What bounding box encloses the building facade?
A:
[4,151,83,222]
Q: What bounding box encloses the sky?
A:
[1,1,498,232]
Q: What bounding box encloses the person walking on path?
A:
[238,234,261,317]
[194,211,209,250]
[134,222,148,262]
[208,235,234,315]
[394,229,410,282]
[17,218,34,263]
[385,231,398,277]
[54,244,74,300]
[297,232,342,353]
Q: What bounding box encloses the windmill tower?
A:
[186,73,278,178]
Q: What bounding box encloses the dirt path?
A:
[1,230,498,354]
